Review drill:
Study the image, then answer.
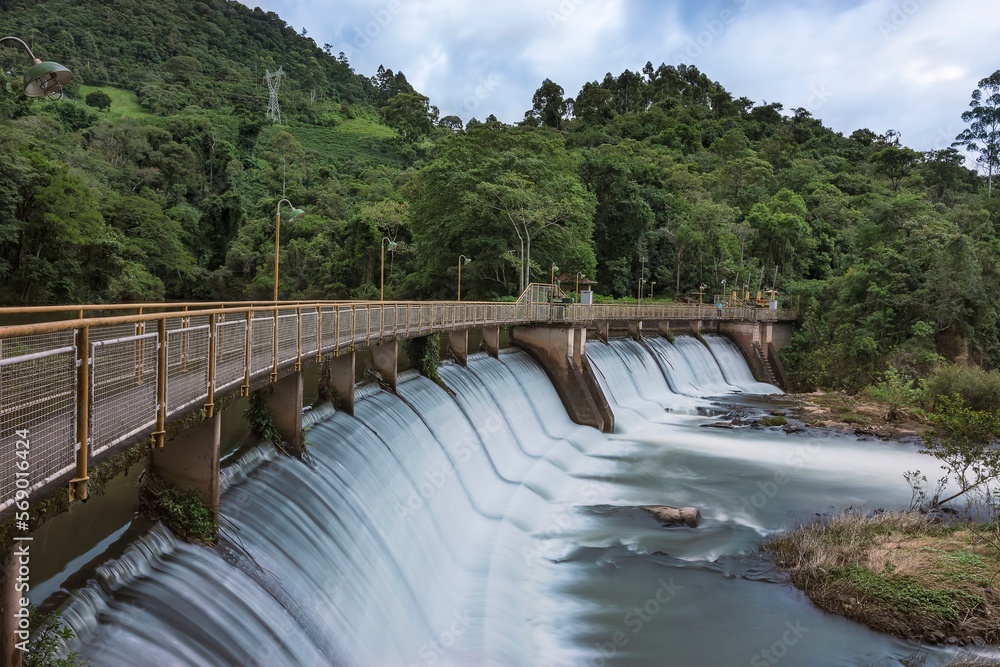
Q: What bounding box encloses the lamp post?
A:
[722,279,727,305]
[650,281,656,299]
[457,255,471,302]
[273,199,304,302]
[550,263,559,289]
[638,278,646,305]
[380,237,398,301]
[575,272,585,302]
[0,36,73,98]
[699,283,707,304]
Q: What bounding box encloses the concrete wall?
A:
[511,326,613,432]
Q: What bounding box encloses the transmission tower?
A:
[265,67,284,123]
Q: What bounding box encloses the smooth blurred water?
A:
[48,337,982,666]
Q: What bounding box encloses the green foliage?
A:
[402,334,442,384]
[864,367,922,420]
[22,606,89,667]
[244,388,289,453]
[832,563,982,624]
[84,89,111,112]
[139,477,216,544]
[917,394,1000,507]
[921,364,1000,412]
[759,415,787,427]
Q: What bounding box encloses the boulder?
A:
[640,505,701,528]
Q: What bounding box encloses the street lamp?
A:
[722,279,727,305]
[699,283,707,304]
[650,281,656,299]
[0,36,73,99]
[638,278,646,305]
[273,199,304,302]
[457,255,471,302]
[550,263,559,289]
[575,272,585,302]
[380,236,398,301]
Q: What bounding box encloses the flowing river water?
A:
[31,334,990,665]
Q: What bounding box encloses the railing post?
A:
[315,306,323,362]
[241,310,252,396]
[205,313,216,418]
[153,317,167,448]
[181,308,190,372]
[295,307,302,372]
[135,307,144,385]
[68,325,90,503]
[270,304,279,383]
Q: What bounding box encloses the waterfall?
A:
[704,334,783,394]
[44,336,948,666]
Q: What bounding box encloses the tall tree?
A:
[954,70,1000,196]
[524,79,567,129]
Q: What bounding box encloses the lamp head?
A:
[386,240,398,251]
[23,58,72,99]
[462,256,471,265]
[285,207,305,221]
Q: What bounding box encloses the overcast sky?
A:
[243,0,1000,151]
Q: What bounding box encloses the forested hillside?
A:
[1,0,998,391]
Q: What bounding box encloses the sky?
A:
[243,0,1000,151]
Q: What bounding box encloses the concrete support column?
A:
[482,326,501,358]
[511,325,613,432]
[150,409,222,508]
[372,340,398,392]
[656,321,671,337]
[448,329,469,366]
[627,320,642,340]
[326,352,356,416]
[266,371,303,455]
[596,320,610,341]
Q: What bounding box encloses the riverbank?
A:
[775,391,929,441]
[763,511,1000,646]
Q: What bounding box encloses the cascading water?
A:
[41,339,980,666]
[704,333,783,394]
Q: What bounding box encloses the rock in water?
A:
[640,505,701,528]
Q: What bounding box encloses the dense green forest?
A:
[1,0,999,391]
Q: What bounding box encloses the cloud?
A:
[241,0,1000,150]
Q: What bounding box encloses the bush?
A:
[864,367,921,420]
[921,365,1000,412]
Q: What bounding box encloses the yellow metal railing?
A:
[0,294,796,514]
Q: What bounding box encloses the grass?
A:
[763,511,1000,643]
[263,119,404,168]
[75,85,156,119]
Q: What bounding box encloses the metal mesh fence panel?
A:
[166,325,210,416]
[320,307,338,353]
[215,319,247,392]
[337,307,355,346]
[368,307,382,341]
[90,333,158,457]
[0,331,75,360]
[90,323,143,342]
[0,346,77,512]
[250,316,274,376]
[277,314,298,365]
[301,310,319,357]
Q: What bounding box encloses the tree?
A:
[914,395,1000,508]
[85,90,112,112]
[381,92,435,142]
[525,79,567,129]
[954,70,1000,196]
[870,144,920,191]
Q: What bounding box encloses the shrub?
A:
[921,365,1000,412]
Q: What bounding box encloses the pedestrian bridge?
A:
[0,285,796,517]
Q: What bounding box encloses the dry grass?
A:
[764,511,1000,644]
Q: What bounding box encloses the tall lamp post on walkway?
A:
[575,272,585,302]
[0,36,73,98]
[380,237,397,301]
[550,263,559,290]
[273,199,304,302]
[457,255,471,302]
